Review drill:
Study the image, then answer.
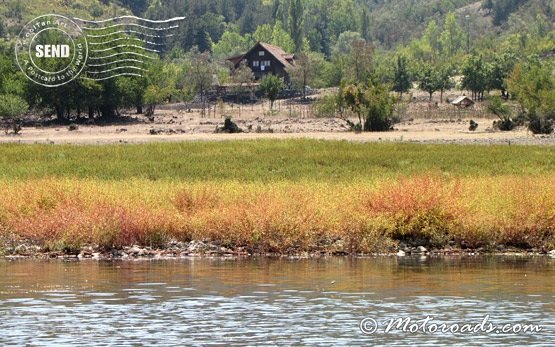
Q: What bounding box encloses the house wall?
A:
[241,46,288,81]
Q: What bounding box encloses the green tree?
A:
[440,12,465,57]
[188,48,214,115]
[288,0,305,52]
[0,94,28,134]
[255,21,295,53]
[287,52,325,98]
[507,61,555,133]
[254,24,274,43]
[260,74,285,110]
[487,96,515,131]
[144,59,176,118]
[116,77,148,114]
[360,9,370,41]
[333,31,363,56]
[423,20,441,59]
[349,39,374,84]
[271,21,295,53]
[436,66,454,103]
[392,56,411,96]
[212,30,254,58]
[461,54,488,101]
[418,64,440,101]
[488,52,517,97]
[343,81,396,132]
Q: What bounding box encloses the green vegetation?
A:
[260,75,285,110]
[0,140,554,181]
[0,94,28,134]
[0,1,553,132]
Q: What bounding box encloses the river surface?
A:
[0,256,553,346]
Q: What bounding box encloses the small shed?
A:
[451,96,475,108]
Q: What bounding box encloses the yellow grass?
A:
[1,176,554,253]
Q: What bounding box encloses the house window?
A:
[253,60,260,67]
[259,51,265,56]
[264,60,271,66]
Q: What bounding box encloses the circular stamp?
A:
[15,14,88,88]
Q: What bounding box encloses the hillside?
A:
[0,0,131,40]
[1,0,554,56]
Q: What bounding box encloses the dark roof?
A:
[227,42,295,69]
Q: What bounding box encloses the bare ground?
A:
[1,97,554,146]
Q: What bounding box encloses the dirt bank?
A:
[1,111,554,146]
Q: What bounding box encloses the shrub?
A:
[469,120,479,131]
[313,94,338,118]
[487,96,515,131]
[0,94,28,134]
[528,114,554,135]
[366,177,463,247]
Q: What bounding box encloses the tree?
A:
[254,24,274,43]
[343,81,396,132]
[116,77,148,114]
[212,30,254,58]
[231,61,255,85]
[288,0,305,52]
[360,9,370,41]
[254,21,295,53]
[286,52,324,99]
[89,3,104,19]
[487,96,515,131]
[436,66,454,103]
[440,12,465,57]
[271,21,295,53]
[333,31,363,56]
[488,52,516,97]
[418,64,440,101]
[482,0,494,13]
[349,39,374,84]
[260,75,285,110]
[0,94,28,134]
[423,20,441,59]
[188,48,214,115]
[461,54,488,101]
[392,56,411,96]
[144,59,175,119]
[507,61,555,134]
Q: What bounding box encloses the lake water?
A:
[0,257,553,346]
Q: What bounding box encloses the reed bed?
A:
[1,175,554,253]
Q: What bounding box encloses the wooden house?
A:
[227,42,295,82]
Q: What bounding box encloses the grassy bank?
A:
[1,140,554,255]
[1,140,554,181]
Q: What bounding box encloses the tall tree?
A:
[440,12,464,57]
[418,64,440,101]
[392,56,411,97]
[360,8,370,41]
[461,54,488,101]
[287,52,325,99]
[288,0,305,52]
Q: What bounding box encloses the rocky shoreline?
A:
[2,240,555,261]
